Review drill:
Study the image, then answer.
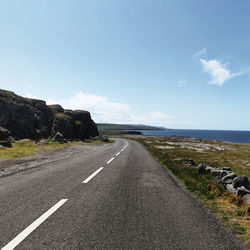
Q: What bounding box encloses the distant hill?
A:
[97,123,166,131]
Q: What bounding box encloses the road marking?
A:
[121,149,124,152]
[2,199,68,250]
[82,167,104,183]
[116,152,120,156]
[107,157,115,164]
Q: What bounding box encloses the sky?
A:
[0,0,250,130]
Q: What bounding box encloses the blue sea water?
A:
[136,129,250,144]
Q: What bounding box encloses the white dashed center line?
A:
[2,199,68,250]
[116,152,120,156]
[107,157,115,164]
[82,167,104,183]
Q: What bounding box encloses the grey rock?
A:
[218,170,231,179]
[211,168,220,176]
[232,176,249,189]
[0,127,10,140]
[0,89,54,140]
[39,139,49,145]
[182,158,196,166]
[221,167,232,171]
[225,184,237,194]
[0,139,12,148]
[236,187,250,196]
[221,173,238,184]
[53,132,64,143]
[101,135,109,142]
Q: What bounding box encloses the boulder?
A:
[53,132,64,143]
[236,187,250,196]
[0,139,12,148]
[218,170,231,179]
[0,127,10,140]
[221,173,238,184]
[101,135,109,142]
[232,176,249,189]
[182,158,196,166]
[211,168,220,176]
[221,167,232,171]
[205,165,214,174]
[225,184,237,194]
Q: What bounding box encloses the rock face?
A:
[0,89,99,141]
[0,90,54,140]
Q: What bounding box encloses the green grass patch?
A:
[0,139,110,160]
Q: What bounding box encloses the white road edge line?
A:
[2,199,68,250]
[82,167,104,183]
[116,152,120,156]
[107,157,115,164]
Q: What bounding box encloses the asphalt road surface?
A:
[0,138,247,250]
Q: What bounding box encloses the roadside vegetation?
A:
[0,138,110,160]
[136,137,250,247]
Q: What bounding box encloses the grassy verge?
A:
[136,137,250,247]
[0,139,111,160]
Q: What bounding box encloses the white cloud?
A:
[193,48,207,59]
[200,59,245,86]
[24,91,193,128]
[25,93,41,99]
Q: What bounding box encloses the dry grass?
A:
[0,139,107,160]
[55,112,70,118]
[136,136,250,247]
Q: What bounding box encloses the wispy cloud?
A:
[200,59,246,86]
[177,79,186,87]
[25,92,193,128]
[193,48,207,59]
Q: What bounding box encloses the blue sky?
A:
[0,0,250,130]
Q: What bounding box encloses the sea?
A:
[135,129,250,144]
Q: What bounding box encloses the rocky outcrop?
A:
[0,90,54,140]
[197,163,250,204]
[0,89,99,142]
[49,107,99,140]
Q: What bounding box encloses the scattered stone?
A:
[101,135,109,142]
[218,170,231,179]
[39,139,49,145]
[155,145,175,150]
[0,127,10,140]
[221,167,232,171]
[211,168,220,176]
[0,139,12,148]
[236,187,250,196]
[225,184,237,194]
[232,176,249,189]
[182,158,196,166]
[205,165,214,174]
[221,173,238,184]
[53,132,64,143]
[198,163,207,174]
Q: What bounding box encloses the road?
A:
[0,138,247,249]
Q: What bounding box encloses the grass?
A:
[55,112,70,118]
[0,138,110,160]
[136,137,250,247]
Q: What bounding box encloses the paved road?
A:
[0,138,247,250]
